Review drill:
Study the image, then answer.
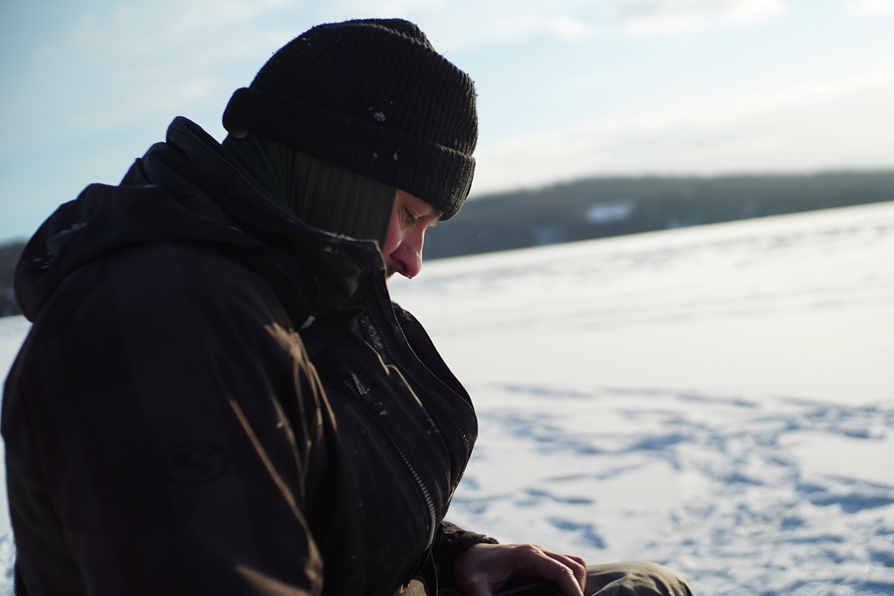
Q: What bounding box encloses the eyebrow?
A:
[418,206,442,223]
[406,194,441,222]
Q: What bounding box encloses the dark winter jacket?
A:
[2,117,493,596]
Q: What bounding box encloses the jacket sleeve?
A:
[3,243,326,596]
[433,521,500,590]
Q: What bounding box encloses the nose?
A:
[392,228,425,279]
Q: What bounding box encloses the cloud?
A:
[495,14,595,42]
[847,0,894,14]
[611,0,787,36]
[168,1,260,36]
[326,0,448,14]
[1,0,298,152]
[471,68,894,194]
[312,0,606,51]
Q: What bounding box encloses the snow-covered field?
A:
[2,201,893,594]
[0,315,26,590]
[389,202,894,596]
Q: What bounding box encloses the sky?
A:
[2,0,894,243]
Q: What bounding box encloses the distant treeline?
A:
[424,170,894,260]
[2,170,894,317]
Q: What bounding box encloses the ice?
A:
[1,201,893,594]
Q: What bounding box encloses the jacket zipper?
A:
[360,291,474,519]
[362,294,471,456]
[344,377,438,549]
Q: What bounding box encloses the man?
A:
[2,18,691,596]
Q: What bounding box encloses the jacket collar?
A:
[16,117,392,325]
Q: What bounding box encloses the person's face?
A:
[382,190,441,279]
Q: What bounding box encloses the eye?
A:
[403,207,419,225]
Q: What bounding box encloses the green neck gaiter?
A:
[222,133,396,248]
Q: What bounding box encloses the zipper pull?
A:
[349,375,368,397]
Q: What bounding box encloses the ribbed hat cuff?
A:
[223,87,474,220]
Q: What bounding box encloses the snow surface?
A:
[1,201,893,594]
[390,201,894,595]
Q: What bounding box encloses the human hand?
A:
[453,542,587,596]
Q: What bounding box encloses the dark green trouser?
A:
[578,561,692,596]
[432,561,693,596]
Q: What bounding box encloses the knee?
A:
[585,561,692,596]
[632,561,691,596]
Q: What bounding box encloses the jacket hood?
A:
[15,117,388,324]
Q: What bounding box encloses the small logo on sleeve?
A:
[163,441,230,484]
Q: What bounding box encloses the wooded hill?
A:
[2,170,894,317]
[423,170,894,260]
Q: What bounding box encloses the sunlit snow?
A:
[1,201,893,595]
[390,201,894,595]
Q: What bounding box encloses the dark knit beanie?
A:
[222,18,478,220]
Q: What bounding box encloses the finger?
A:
[542,552,587,591]
[514,547,584,596]
[542,563,585,596]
